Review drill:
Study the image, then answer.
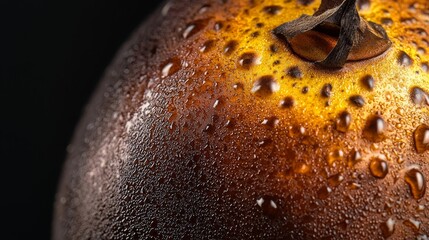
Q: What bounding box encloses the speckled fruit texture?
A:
[53,0,429,239]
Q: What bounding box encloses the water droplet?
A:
[258,138,273,147]
[238,52,260,69]
[335,111,352,133]
[410,87,429,106]
[369,157,388,179]
[233,82,244,90]
[256,196,280,217]
[417,235,428,240]
[295,163,311,174]
[288,125,306,137]
[317,185,332,199]
[297,0,315,6]
[279,96,295,108]
[321,83,332,98]
[270,44,278,53]
[251,76,279,97]
[287,66,303,79]
[263,5,283,15]
[250,31,260,38]
[328,173,344,187]
[363,114,387,142]
[214,21,223,31]
[361,75,375,91]
[182,19,209,39]
[398,51,413,67]
[414,124,429,154]
[348,149,362,167]
[380,217,395,238]
[224,40,239,55]
[381,17,393,26]
[198,4,210,14]
[422,63,428,72]
[405,168,426,199]
[261,116,279,128]
[349,95,365,107]
[161,58,181,78]
[199,40,215,53]
[327,149,344,166]
[404,218,421,231]
[302,86,309,94]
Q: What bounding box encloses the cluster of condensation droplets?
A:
[159,2,429,236]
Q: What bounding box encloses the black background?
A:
[1,1,162,239]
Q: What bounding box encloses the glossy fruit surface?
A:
[53,0,429,239]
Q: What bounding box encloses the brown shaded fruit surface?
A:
[53,0,429,239]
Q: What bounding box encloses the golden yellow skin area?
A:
[170,0,429,236]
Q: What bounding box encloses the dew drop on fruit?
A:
[414,124,429,154]
[404,218,421,231]
[360,75,375,91]
[238,52,260,69]
[317,185,332,199]
[279,96,295,108]
[349,95,365,107]
[357,0,371,10]
[369,157,388,179]
[263,5,283,15]
[422,63,428,72]
[327,149,344,166]
[224,40,239,55]
[214,21,223,31]
[363,114,387,142]
[397,51,413,67]
[251,75,279,97]
[380,217,395,238]
[335,111,351,133]
[256,196,280,217]
[328,173,344,187]
[199,40,215,53]
[198,4,210,14]
[321,83,332,98]
[348,149,362,167]
[161,58,181,78]
[287,66,303,79]
[405,168,426,199]
[182,19,209,39]
[261,116,279,128]
[410,87,429,106]
[297,0,315,6]
[381,17,393,26]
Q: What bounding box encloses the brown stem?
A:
[273,0,391,68]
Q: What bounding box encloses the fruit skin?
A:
[53,0,429,239]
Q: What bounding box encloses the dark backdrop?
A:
[0,1,162,239]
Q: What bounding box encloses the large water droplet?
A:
[349,95,365,107]
[361,75,375,91]
[405,168,426,199]
[199,40,215,53]
[261,116,279,128]
[317,185,332,199]
[279,96,295,108]
[287,66,303,79]
[363,114,387,142]
[414,124,429,154]
[335,111,351,133]
[321,83,332,98]
[256,196,280,217]
[369,157,388,179]
[328,173,344,187]
[380,217,395,238]
[224,40,239,55]
[327,149,344,166]
[182,19,209,39]
[410,87,429,106]
[263,5,283,15]
[161,58,181,78]
[404,218,421,231]
[238,52,260,69]
[348,149,362,167]
[251,76,279,97]
[398,51,413,67]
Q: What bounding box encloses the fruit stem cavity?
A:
[273,0,391,68]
